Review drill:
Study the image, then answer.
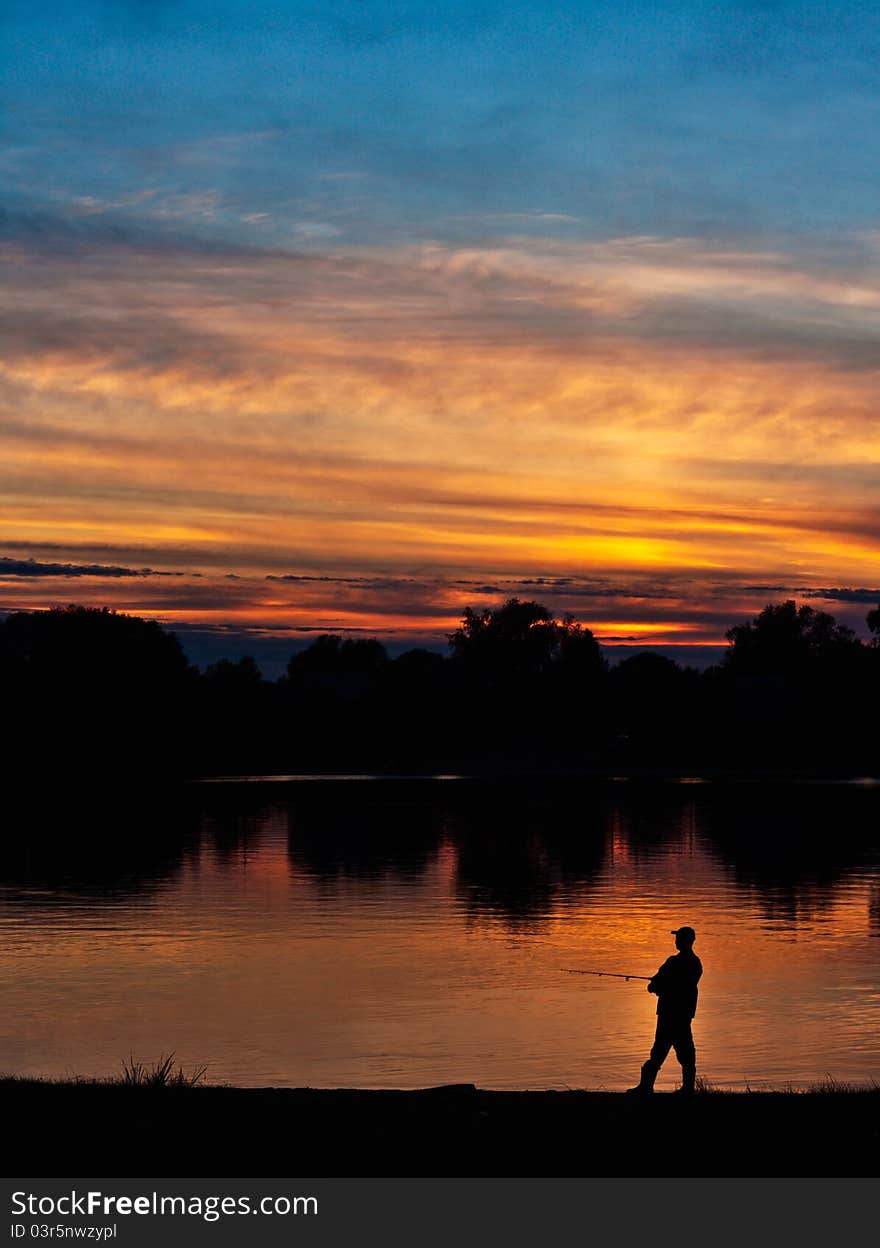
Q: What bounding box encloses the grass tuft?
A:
[119,1054,208,1088]
[693,1075,879,1095]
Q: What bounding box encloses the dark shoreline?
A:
[193,770,880,782]
[5,1082,878,1177]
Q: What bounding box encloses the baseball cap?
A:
[671,926,696,942]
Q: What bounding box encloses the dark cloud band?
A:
[0,556,185,579]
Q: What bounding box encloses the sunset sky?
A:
[3,2,880,669]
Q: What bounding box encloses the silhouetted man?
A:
[628,926,702,1094]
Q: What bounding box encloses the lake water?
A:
[1,778,878,1091]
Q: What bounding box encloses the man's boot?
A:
[674,1064,696,1095]
[626,1061,657,1095]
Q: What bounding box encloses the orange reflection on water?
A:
[0,784,878,1091]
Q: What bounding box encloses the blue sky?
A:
[5,1,880,248]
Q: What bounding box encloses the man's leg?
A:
[636,1019,673,1091]
[672,1021,696,1092]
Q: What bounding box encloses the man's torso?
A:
[654,950,702,1018]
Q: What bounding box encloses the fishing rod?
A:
[561,968,652,981]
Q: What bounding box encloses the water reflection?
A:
[445,784,608,926]
[0,779,877,1089]
[286,782,445,884]
[871,884,880,936]
[3,780,877,932]
[200,790,268,866]
[701,784,880,927]
[0,788,198,903]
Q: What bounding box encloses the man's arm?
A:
[647,960,670,995]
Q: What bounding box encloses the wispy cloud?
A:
[2,227,879,641]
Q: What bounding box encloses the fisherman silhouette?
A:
[627,926,702,1094]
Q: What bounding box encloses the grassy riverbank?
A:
[3,1078,877,1177]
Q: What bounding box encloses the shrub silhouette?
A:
[1,605,193,780]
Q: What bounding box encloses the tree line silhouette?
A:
[2,597,879,779]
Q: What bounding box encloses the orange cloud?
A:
[2,234,879,642]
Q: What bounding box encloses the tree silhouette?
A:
[449,597,603,682]
[609,652,701,762]
[204,655,264,690]
[287,634,388,678]
[718,600,871,769]
[446,598,607,768]
[0,604,189,689]
[723,600,860,676]
[0,605,193,780]
[1,595,875,779]
[449,598,556,676]
[867,604,880,646]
